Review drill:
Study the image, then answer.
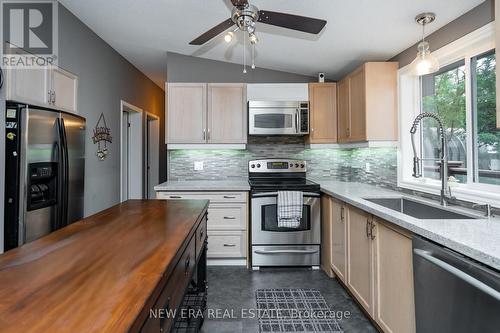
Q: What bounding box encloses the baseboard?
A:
[207,258,247,266]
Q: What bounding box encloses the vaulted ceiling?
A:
[59,0,485,88]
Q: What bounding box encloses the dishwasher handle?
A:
[414,248,500,302]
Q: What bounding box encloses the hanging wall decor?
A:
[92,112,112,161]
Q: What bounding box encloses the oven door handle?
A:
[254,249,319,255]
[251,192,320,198]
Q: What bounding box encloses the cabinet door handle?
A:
[200,228,204,240]
[370,219,376,240]
[366,218,370,238]
[224,216,236,220]
[223,243,236,247]
[202,129,206,141]
[340,206,345,221]
[48,90,52,104]
[207,128,211,140]
[159,296,171,332]
[223,195,236,199]
[169,195,182,199]
[53,91,56,104]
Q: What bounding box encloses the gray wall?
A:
[167,52,315,83]
[58,4,165,217]
[391,0,494,67]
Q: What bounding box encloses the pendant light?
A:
[410,13,439,76]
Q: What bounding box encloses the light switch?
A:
[194,161,204,171]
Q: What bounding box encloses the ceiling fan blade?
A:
[189,18,235,45]
[230,0,248,7]
[258,10,326,34]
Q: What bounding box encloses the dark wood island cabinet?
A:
[0,200,208,333]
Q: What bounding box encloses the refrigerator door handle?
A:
[55,118,63,230]
[60,118,69,227]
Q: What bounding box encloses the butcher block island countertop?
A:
[0,199,209,333]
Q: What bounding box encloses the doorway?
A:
[145,113,159,199]
[120,101,143,202]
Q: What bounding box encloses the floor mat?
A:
[255,288,343,333]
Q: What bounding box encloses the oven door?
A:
[248,108,299,135]
[251,192,321,245]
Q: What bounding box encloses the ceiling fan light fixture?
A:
[224,31,234,43]
[411,12,439,76]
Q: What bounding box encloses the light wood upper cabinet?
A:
[347,205,374,316]
[373,219,416,333]
[167,83,247,145]
[337,62,398,143]
[6,66,78,113]
[330,198,347,283]
[51,67,78,113]
[208,83,247,144]
[307,83,337,144]
[337,78,350,142]
[348,67,367,142]
[167,83,207,144]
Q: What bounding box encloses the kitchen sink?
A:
[364,197,479,220]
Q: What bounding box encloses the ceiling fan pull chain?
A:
[251,42,256,69]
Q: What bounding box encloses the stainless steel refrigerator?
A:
[4,102,85,251]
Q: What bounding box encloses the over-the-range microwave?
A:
[248,101,309,136]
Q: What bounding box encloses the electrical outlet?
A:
[194,161,204,171]
[365,162,371,172]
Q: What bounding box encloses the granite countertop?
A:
[154,179,250,191]
[317,180,500,271]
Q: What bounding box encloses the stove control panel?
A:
[249,159,306,173]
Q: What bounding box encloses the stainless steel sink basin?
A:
[364,197,479,220]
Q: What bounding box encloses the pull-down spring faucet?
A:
[410,112,455,206]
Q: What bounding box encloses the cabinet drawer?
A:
[207,231,247,258]
[196,216,207,260]
[141,237,196,333]
[208,204,246,230]
[156,191,247,203]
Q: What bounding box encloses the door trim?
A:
[120,100,144,202]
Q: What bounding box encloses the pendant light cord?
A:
[243,32,247,73]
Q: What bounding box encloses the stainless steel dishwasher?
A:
[413,236,500,333]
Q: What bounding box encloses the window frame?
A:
[397,22,500,206]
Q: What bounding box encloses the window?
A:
[398,23,500,205]
[420,60,467,182]
[472,51,499,185]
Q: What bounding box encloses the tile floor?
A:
[200,266,377,333]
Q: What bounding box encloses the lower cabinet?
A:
[324,196,416,333]
[373,219,416,333]
[346,206,375,316]
[320,196,334,276]
[141,235,197,333]
[156,191,248,264]
[330,198,347,283]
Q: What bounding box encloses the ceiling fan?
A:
[189,0,327,72]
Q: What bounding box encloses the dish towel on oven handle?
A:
[277,191,303,228]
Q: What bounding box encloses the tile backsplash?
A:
[168,137,398,188]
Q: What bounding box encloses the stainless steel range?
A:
[249,159,321,269]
